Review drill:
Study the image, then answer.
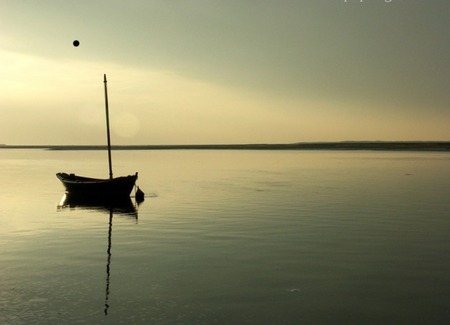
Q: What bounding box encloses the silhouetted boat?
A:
[56,173,138,198]
[56,75,143,201]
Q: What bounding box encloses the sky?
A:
[0,0,449,145]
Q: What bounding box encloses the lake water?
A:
[0,149,449,324]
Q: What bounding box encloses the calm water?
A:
[0,149,449,324]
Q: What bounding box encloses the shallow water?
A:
[1,149,449,323]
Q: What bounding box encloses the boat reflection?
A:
[57,194,141,315]
[58,193,139,219]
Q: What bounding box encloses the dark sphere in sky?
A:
[73,40,80,47]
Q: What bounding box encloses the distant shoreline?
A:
[1,142,450,152]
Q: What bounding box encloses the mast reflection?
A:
[105,209,113,315]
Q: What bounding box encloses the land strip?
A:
[2,142,450,151]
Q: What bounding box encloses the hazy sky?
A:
[1,0,449,145]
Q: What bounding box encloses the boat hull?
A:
[56,172,137,198]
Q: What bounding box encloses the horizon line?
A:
[2,141,450,152]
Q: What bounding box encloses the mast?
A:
[104,74,113,179]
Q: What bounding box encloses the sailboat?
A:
[57,75,143,200]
